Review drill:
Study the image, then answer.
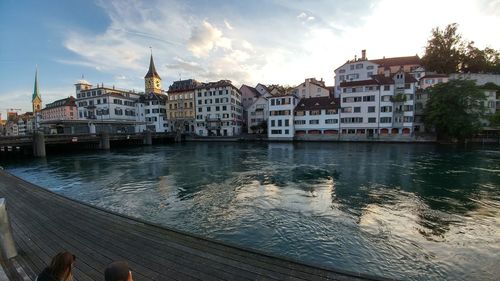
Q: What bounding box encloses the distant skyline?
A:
[1,0,500,114]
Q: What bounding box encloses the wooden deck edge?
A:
[1,170,395,281]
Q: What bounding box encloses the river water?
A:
[2,142,499,280]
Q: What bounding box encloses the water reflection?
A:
[2,142,499,281]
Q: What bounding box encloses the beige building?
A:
[41,97,77,121]
[167,79,200,133]
[293,78,330,99]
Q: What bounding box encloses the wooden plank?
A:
[0,170,384,281]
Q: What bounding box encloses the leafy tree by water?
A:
[422,23,464,74]
[422,23,500,74]
[424,79,487,140]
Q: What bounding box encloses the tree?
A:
[490,111,500,127]
[424,79,487,140]
[422,23,464,74]
[422,23,500,74]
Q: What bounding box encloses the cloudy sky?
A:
[1,0,499,114]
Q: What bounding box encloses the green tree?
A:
[422,23,464,74]
[490,111,500,127]
[424,79,487,140]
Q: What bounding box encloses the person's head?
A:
[48,251,76,281]
[105,261,133,281]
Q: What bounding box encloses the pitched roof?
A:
[295,96,339,111]
[139,92,168,102]
[32,68,41,101]
[420,74,448,79]
[370,55,421,68]
[340,79,379,87]
[144,54,161,79]
[44,97,76,109]
[168,79,200,93]
[240,84,261,97]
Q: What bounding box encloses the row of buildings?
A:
[2,50,499,140]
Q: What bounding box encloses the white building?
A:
[75,80,142,123]
[268,93,299,140]
[294,96,340,135]
[292,78,330,99]
[137,93,169,132]
[247,95,269,134]
[195,80,243,136]
[334,50,421,97]
[339,70,418,136]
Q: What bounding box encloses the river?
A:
[2,142,499,280]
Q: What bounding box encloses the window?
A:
[326,109,337,115]
[405,83,411,89]
[356,63,363,69]
[310,110,321,115]
[309,120,319,124]
[381,95,391,102]
[325,119,338,124]
[285,120,289,126]
[354,107,361,113]
[294,120,306,125]
[271,120,275,127]
[207,107,211,112]
[403,116,414,122]
[367,106,376,113]
[271,99,275,106]
[350,65,355,70]
[271,130,282,134]
[296,110,305,116]
[363,95,375,102]
[404,105,414,111]
[380,106,392,112]
[278,120,282,126]
[339,69,346,73]
[339,75,345,81]
[341,107,352,113]
[340,117,363,123]
[380,117,392,123]
[285,129,289,134]
[367,65,374,70]
[368,117,376,123]
[384,85,390,91]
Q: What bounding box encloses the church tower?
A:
[144,52,162,94]
[32,67,42,113]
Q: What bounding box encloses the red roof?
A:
[370,55,421,68]
[294,96,339,111]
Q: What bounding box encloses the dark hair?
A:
[48,252,76,280]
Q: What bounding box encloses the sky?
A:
[1,0,500,114]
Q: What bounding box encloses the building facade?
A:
[294,96,340,135]
[167,79,200,133]
[293,78,330,99]
[339,70,418,136]
[195,80,243,136]
[41,97,77,121]
[247,96,269,134]
[268,93,298,140]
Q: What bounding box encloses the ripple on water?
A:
[3,143,500,281]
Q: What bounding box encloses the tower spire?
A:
[144,48,160,79]
[32,66,42,113]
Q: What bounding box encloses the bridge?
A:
[0,132,177,157]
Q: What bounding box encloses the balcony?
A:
[390,93,406,103]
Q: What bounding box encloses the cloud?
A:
[188,20,232,57]
[224,19,234,30]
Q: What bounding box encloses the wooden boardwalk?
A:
[0,170,383,281]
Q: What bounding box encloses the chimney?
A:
[361,49,366,60]
[355,55,357,61]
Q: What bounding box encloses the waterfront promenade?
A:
[0,170,382,281]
